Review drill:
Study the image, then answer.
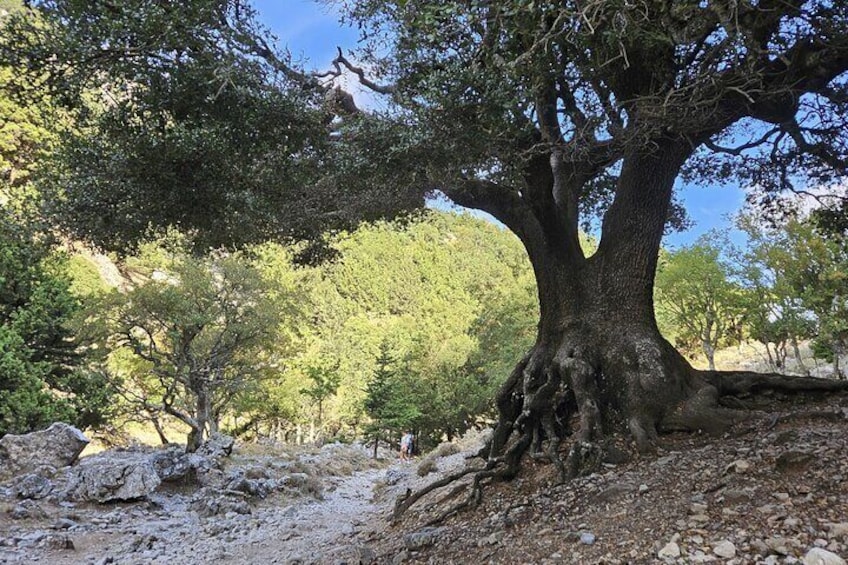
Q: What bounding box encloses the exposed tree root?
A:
[390,341,848,528]
[707,370,848,396]
[765,409,847,429]
[391,465,486,523]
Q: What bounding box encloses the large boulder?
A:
[0,423,89,477]
[148,444,195,482]
[195,433,234,460]
[64,452,161,503]
[6,468,57,500]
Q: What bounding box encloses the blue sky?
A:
[252,0,746,249]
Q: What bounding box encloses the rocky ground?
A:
[2,391,848,564]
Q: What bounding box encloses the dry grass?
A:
[416,457,438,477]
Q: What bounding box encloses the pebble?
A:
[829,524,848,538]
[658,541,681,558]
[725,459,751,474]
[713,540,736,558]
[803,548,848,565]
[580,532,595,545]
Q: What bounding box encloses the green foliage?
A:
[0,212,111,435]
[764,220,848,376]
[732,215,817,371]
[364,344,419,443]
[655,235,745,369]
[291,211,536,444]
[91,239,286,448]
[4,0,423,253]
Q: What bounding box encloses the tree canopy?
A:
[5,0,848,506]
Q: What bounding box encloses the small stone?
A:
[691,503,709,514]
[750,539,770,556]
[766,537,791,555]
[658,541,681,558]
[725,460,750,474]
[714,540,736,558]
[563,531,581,543]
[639,484,649,494]
[828,524,848,539]
[404,527,446,551]
[775,451,814,473]
[784,517,801,528]
[580,532,596,545]
[724,489,751,503]
[803,548,847,565]
[54,518,77,530]
[775,492,791,502]
[691,514,709,523]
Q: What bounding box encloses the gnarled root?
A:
[390,335,848,528]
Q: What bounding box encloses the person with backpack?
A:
[400,431,414,461]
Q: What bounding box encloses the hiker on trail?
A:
[400,431,414,461]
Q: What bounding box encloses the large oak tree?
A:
[6,0,848,488]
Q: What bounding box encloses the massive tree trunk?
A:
[466,139,847,481]
[395,142,848,525]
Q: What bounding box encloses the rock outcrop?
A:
[0,423,89,477]
[64,452,161,503]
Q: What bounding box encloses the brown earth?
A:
[369,391,848,565]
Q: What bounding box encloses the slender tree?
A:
[96,247,282,452]
[655,238,744,370]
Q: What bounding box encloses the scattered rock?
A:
[384,468,408,486]
[828,524,848,539]
[9,500,47,520]
[189,489,251,517]
[404,527,446,550]
[775,451,815,473]
[333,545,377,564]
[7,470,55,500]
[65,452,161,502]
[766,537,792,555]
[194,433,235,461]
[580,532,596,545]
[723,488,752,502]
[724,459,751,474]
[658,541,681,558]
[713,540,736,558]
[148,445,195,482]
[0,423,89,477]
[595,483,632,502]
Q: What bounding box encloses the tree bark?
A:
[151,416,170,445]
[481,139,848,478]
[791,337,809,376]
[187,389,211,453]
[702,340,717,371]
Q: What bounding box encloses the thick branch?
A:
[440,178,542,246]
[319,47,396,95]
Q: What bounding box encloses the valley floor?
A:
[2,392,847,564]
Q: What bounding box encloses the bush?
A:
[417,457,438,477]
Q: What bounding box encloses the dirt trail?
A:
[1,447,410,565]
[221,466,392,564]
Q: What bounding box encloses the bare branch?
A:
[704,127,781,156]
[324,47,396,95]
